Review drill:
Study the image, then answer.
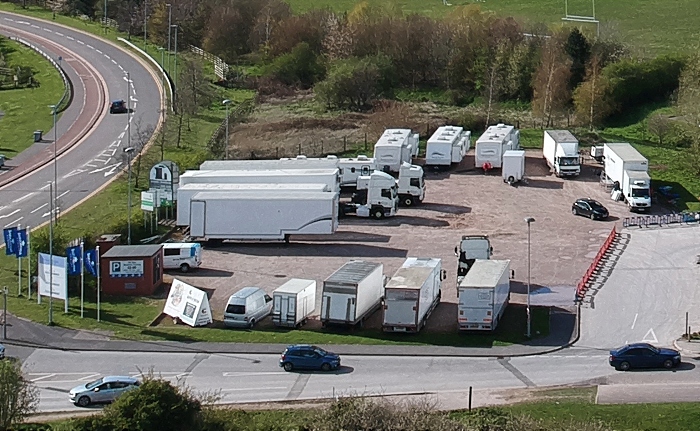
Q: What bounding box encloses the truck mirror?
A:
[454,246,458,256]
[510,269,515,279]
[490,246,494,254]
[441,270,447,281]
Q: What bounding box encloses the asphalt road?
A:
[0,12,161,230]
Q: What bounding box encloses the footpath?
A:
[1,307,578,357]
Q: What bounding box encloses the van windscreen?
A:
[226,304,245,314]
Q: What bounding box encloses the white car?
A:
[69,375,140,407]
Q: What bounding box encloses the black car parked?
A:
[572,198,609,220]
[609,343,681,371]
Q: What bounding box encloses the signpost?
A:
[149,161,179,220]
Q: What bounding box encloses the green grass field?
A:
[285,0,698,56]
[0,38,64,157]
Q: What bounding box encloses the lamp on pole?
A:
[166,3,172,69]
[223,99,231,159]
[48,181,54,326]
[171,24,179,92]
[524,216,535,338]
[124,147,135,245]
[103,0,108,32]
[143,0,148,51]
[49,104,58,220]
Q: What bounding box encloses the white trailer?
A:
[457,259,511,331]
[179,168,341,192]
[425,126,471,167]
[271,278,316,328]
[321,260,384,327]
[543,130,580,177]
[454,235,493,285]
[177,183,329,225]
[382,257,444,333]
[474,124,520,170]
[188,190,339,241]
[373,128,419,173]
[502,150,525,185]
[200,155,339,171]
[604,143,651,211]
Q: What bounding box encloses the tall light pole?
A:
[124,147,135,245]
[223,99,231,159]
[171,24,178,89]
[103,0,108,32]
[48,181,54,326]
[143,0,148,51]
[166,4,172,69]
[49,104,58,220]
[524,216,535,338]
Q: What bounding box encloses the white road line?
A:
[93,159,109,164]
[118,64,123,70]
[111,59,117,64]
[55,31,63,36]
[78,373,102,381]
[77,40,84,44]
[43,28,52,32]
[631,313,638,330]
[104,55,110,60]
[118,132,125,139]
[57,190,70,199]
[86,44,93,49]
[4,217,23,228]
[0,206,6,212]
[30,373,57,382]
[0,209,20,219]
[83,163,97,168]
[221,387,287,392]
[31,203,48,214]
[96,49,102,54]
[222,371,288,377]
[3,18,13,21]
[12,193,35,203]
[30,24,39,28]
[40,184,51,190]
[67,36,74,41]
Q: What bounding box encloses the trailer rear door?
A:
[190,201,206,237]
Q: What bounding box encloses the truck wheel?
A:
[372,208,384,220]
[283,362,293,372]
[507,176,515,184]
[179,263,190,273]
[402,196,414,207]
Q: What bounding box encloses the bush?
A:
[315,56,394,111]
[263,42,325,88]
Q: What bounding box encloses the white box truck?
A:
[178,168,341,192]
[475,123,520,170]
[188,190,339,242]
[425,126,471,168]
[200,155,339,171]
[457,259,511,331]
[177,183,329,225]
[271,278,316,328]
[604,143,651,211]
[454,235,493,286]
[502,150,525,185]
[373,128,419,173]
[382,257,445,333]
[321,260,384,327]
[543,130,580,177]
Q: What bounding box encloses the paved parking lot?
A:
[169,150,625,331]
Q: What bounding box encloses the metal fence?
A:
[227,136,370,161]
[622,212,700,228]
[189,45,229,81]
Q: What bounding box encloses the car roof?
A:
[102,375,139,383]
[111,99,124,103]
[618,343,655,350]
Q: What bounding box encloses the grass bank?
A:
[0,37,64,157]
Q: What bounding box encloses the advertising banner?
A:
[163,278,212,327]
[38,253,68,300]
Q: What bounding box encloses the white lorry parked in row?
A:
[543,130,580,177]
[321,260,384,328]
[341,170,399,219]
[179,168,341,192]
[475,123,520,170]
[455,235,493,286]
[382,257,445,333]
[425,126,471,168]
[604,143,651,212]
[373,128,420,173]
[457,259,511,331]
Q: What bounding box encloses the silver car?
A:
[69,375,140,407]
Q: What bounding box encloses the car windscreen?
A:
[589,201,605,210]
[313,347,328,356]
[226,304,245,314]
[631,188,650,198]
[85,378,104,390]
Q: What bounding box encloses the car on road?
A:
[572,198,609,220]
[279,344,341,372]
[609,343,681,371]
[0,343,5,359]
[109,99,128,114]
[69,375,140,407]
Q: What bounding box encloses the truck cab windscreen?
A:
[631,188,650,198]
[559,157,579,166]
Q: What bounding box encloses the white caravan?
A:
[425,126,471,167]
[373,128,419,173]
[475,124,520,169]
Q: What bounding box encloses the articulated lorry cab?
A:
[455,235,493,285]
[342,171,399,219]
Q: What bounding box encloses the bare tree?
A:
[132,118,155,188]
[647,114,673,146]
[532,32,571,127]
[573,54,614,130]
[0,359,39,430]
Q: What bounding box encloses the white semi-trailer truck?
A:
[543,130,580,177]
[474,123,520,170]
[321,260,384,328]
[425,126,471,168]
[604,143,651,212]
[179,168,341,192]
[373,128,419,173]
[382,257,444,333]
[457,259,511,331]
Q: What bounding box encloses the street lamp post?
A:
[166,4,172,69]
[49,104,58,220]
[48,181,54,326]
[124,147,135,245]
[223,99,231,159]
[103,0,108,32]
[524,216,535,338]
[143,0,148,51]
[171,24,179,92]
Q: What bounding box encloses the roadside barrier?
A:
[622,212,700,228]
[575,226,617,301]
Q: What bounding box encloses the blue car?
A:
[609,343,681,371]
[279,344,340,372]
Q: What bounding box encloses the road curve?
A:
[0,12,162,231]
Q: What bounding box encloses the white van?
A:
[223,287,273,328]
[162,242,202,273]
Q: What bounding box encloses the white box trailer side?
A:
[457,259,510,331]
[383,257,443,333]
[321,260,384,327]
[176,183,329,225]
[543,130,580,177]
[272,278,316,327]
[188,191,339,241]
[200,156,340,171]
[603,143,651,210]
[179,168,341,192]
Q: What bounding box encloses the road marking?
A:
[86,44,93,49]
[222,371,288,377]
[642,328,658,343]
[55,31,63,36]
[77,40,84,44]
[63,169,88,179]
[631,313,638,330]
[104,55,110,60]
[90,162,121,174]
[111,59,117,64]
[67,36,74,41]
[0,206,6,212]
[0,209,20,219]
[40,184,50,190]
[118,64,123,70]
[42,209,57,218]
[30,373,57,382]
[43,28,51,32]
[4,217,22,228]
[93,158,109,164]
[96,49,102,54]
[104,164,122,176]
[57,190,70,199]
[109,140,120,148]
[12,193,34,203]
[31,203,48,214]
[221,387,287,392]
[78,373,102,381]
[118,132,125,139]
[30,24,39,28]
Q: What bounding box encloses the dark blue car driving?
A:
[279,344,340,372]
[609,343,681,371]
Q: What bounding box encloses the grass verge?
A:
[0,37,64,157]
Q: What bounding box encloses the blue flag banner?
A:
[15,228,28,258]
[84,249,97,277]
[66,245,82,276]
[3,227,17,256]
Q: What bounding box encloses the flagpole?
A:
[80,240,84,318]
[96,245,101,322]
[17,223,21,297]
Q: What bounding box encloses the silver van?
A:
[223,287,273,328]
